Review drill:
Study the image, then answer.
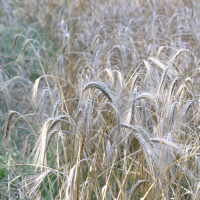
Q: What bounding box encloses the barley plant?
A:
[2,0,200,199]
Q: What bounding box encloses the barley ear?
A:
[168,77,181,101]
[181,100,193,120]
[130,88,137,124]
[106,137,111,162]
[4,110,16,139]
[148,57,167,71]
[160,118,164,138]
[83,82,113,103]
[128,180,150,200]
[175,84,185,99]
[49,115,74,131]
[38,89,49,118]
[104,68,114,84]
[169,101,178,131]
[22,135,29,159]
[143,60,151,78]
[45,130,58,154]
[111,104,121,148]
[131,73,140,91]
[29,169,53,198]
[158,67,169,93]
[185,77,195,95]
[91,89,99,106]
[169,49,189,63]
[117,71,123,89]
[32,118,53,166]
[52,100,60,118]
[141,99,148,128]
[113,105,121,137]
[32,77,41,102]
[15,39,32,64]
[13,35,20,50]
[113,70,118,87]
[83,99,92,132]
[137,92,156,104]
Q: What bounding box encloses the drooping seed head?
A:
[4,110,16,139]
[15,39,32,64]
[83,81,114,103]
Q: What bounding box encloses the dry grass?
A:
[1,0,200,199]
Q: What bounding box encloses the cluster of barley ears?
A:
[2,0,200,199]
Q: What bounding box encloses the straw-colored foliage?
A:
[1,0,200,199]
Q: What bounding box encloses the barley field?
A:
[1,0,200,199]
